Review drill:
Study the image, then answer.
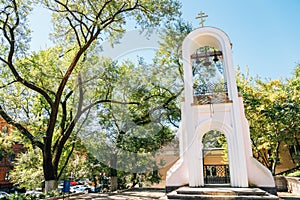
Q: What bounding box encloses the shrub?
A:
[287,170,300,177]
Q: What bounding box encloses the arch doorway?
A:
[202,130,230,184]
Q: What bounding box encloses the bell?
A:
[213,50,219,63]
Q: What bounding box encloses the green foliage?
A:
[60,140,108,183]
[81,59,181,189]
[0,0,182,191]
[154,19,192,81]
[287,170,300,177]
[0,125,14,158]
[202,130,228,162]
[6,192,59,200]
[202,130,226,149]
[237,66,300,174]
[46,0,181,50]
[10,148,44,190]
[0,0,33,57]
[79,19,194,189]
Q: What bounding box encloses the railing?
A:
[204,164,230,184]
[194,82,228,96]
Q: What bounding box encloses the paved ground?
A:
[59,188,166,200]
[278,192,300,200]
[57,188,300,200]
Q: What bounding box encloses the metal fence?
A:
[204,164,230,184]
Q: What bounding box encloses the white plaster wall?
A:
[166,157,189,186]
[182,27,248,187]
[166,98,275,188]
[194,116,239,187]
[166,102,189,186]
[193,103,233,126]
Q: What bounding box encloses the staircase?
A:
[164,187,279,199]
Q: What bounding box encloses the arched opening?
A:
[202,130,230,184]
[192,46,225,96]
[191,46,230,105]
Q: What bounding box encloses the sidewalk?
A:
[59,188,166,200]
[57,188,300,200]
[278,192,300,200]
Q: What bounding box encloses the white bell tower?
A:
[166,25,276,192]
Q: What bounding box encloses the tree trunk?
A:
[271,140,281,175]
[43,152,58,192]
[110,176,118,191]
[92,172,98,189]
[110,154,118,191]
[131,172,138,188]
[45,180,57,193]
[130,153,139,188]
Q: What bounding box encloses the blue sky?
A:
[180,0,300,80]
[29,0,300,80]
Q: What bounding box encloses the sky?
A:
[181,0,300,80]
[29,0,300,80]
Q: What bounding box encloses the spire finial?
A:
[196,11,208,27]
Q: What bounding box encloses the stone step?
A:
[167,193,279,200]
[166,187,279,200]
[176,187,267,196]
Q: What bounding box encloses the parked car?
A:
[75,186,91,194]
[89,185,103,193]
[69,185,80,193]
[24,189,43,196]
[9,187,26,194]
[70,185,91,193]
[70,181,78,186]
[0,191,10,198]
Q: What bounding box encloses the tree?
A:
[153,19,192,86]
[60,139,107,187]
[286,64,300,167]
[202,130,226,149]
[81,20,193,190]
[237,67,300,174]
[82,58,182,190]
[9,134,106,190]
[10,148,44,190]
[0,0,181,191]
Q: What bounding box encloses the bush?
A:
[287,170,300,177]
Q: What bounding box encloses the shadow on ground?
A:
[58,188,300,200]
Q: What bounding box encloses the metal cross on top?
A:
[196,11,208,27]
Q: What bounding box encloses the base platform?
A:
[162,186,279,199]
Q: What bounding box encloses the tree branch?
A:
[0,80,17,89]
[81,99,140,114]
[100,1,139,30]
[134,87,183,126]
[48,0,142,140]
[57,140,75,179]
[0,1,53,106]
[66,16,82,47]
[0,105,43,149]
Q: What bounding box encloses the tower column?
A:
[166,26,275,192]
